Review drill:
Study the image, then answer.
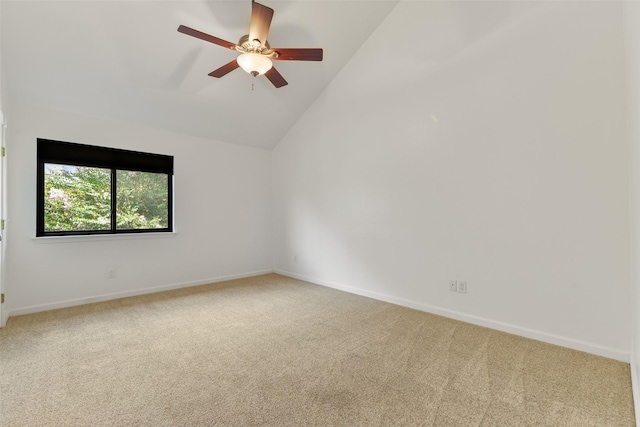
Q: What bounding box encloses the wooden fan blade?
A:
[270,48,323,61]
[208,60,240,78]
[264,67,288,88]
[178,25,236,50]
[249,1,274,48]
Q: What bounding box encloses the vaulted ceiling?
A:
[1,1,398,150]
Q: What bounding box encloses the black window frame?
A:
[37,138,174,237]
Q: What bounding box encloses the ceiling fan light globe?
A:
[237,53,272,76]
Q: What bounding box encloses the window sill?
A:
[32,232,177,244]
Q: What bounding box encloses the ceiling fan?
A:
[177,0,323,88]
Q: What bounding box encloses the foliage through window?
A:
[37,139,173,236]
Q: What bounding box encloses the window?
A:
[37,139,173,236]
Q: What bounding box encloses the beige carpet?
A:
[0,274,635,426]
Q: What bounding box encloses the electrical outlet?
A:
[458,281,467,294]
[449,280,457,292]
[106,267,116,279]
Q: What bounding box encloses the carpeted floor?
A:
[0,274,635,426]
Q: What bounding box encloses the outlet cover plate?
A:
[458,281,467,293]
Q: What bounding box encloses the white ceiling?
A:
[1,0,398,150]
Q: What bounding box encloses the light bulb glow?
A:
[237,53,273,76]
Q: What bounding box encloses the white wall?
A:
[5,102,272,314]
[0,0,4,112]
[273,1,630,360]
[624,1,640,422]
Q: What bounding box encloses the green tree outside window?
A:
[44,164,169,233]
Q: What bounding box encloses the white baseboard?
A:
[275,269,630,363]
[631,354,640,425]
[7,268,631,363]
[8,269,274,318]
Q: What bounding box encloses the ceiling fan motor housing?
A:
[237,34,270,54]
